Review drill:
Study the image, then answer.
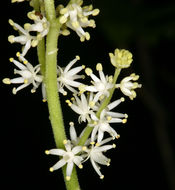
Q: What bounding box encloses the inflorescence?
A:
[4,0,142,182]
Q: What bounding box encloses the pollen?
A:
[92,9,100,16]
[2,78,11,84]
[85,68,92,76]
[100,175,104,179]
[63,139,68,145]
[79,164,83,169]
[9,57,14,62]
[66,176,71,181]
[122,119,127,124]
[49,167,54,172]
[45,150,50,155]
[96,63,103,71]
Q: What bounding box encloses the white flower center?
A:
[63,152,74,162]
[95,82,105,91]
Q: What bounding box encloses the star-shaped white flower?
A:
[82,63,114,104]
[59,0,99,41]
[66,92,96,123]
[8,11,49,56]
[45,140,84,181]
[90,98,127,143]
[116,73,142,100]
[3,53,43,94]
[84,137,116,179]
[57,55,85,95]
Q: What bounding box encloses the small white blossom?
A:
[66,92,96,123]
[116,73,142,100]
[59,0,99,41]
[8,11,49,56]
[57,56,85,95]
[2,53,43,94]
[45,140,84,181]
[69,122,90,146]
[84,137,116,179]
[81,63,114,104]
[90,98,127,143]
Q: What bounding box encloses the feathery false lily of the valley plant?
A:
[3,0,142,190]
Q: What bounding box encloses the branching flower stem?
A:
[78,68,121,146]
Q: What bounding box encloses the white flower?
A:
[84,137,116,179]
[66,92,96,123]
[57,56,85,95]
[116,73,142,100]
[69,121,90,146]
[90,98,127,143]
[59,0,99,41]
[8,11,49,56]
[2,53,43,94]
[82,63,114,104]
[45,140,84,181]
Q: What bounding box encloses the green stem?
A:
[37,38,46,76]
[78,68,121,146]
[44,1,81,190]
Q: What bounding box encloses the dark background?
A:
[1,0,175,190]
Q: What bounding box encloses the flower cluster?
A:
[47,48,141,179]
[4,0,142,185]
[45,123,116,180]
[58,0,100,41]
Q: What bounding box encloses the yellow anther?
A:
[85,32,90,40]
[24,23,31,30]
[9,57,14,62]
[2,78,11,84]
[96,63,103,71]
[71,97,75,101]
[69,121,74,126]
[8,19,14,26]
[78,164,83,169]
[116,134,120,139]
[92,9,100,16]
[113,144,116,148]
[85,68,92,76]
[122,119,127,124]
[60,8,68,14]
[100,175,104,179]
[89,19,95,28]
[82,65,85,69]
[89,101,95,108]
[31,39,38,47]
[16,52,21,57]
[8,35,15,43]
[63,139,68,145]
[108,75,113,83]
[82,146,87,151]
[61,29,70,36]
[31,89,36,93]
[76,55,80,60]
[93,121,97,125]
[79,84,86,93]
[66,176,71,181]
[124,114,128,118]
[107,116,112,121]
[120,97,125,102]
[81,17,88,23]
[65,100,72,106]
[45,150,50,155]
[49,167,54,172]
[95,143,100,147]
[24,79,28,84]
[90,141,95,145]
[42,99,47,103]
[23,60,28,65]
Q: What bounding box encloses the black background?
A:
[1,0,175,190]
